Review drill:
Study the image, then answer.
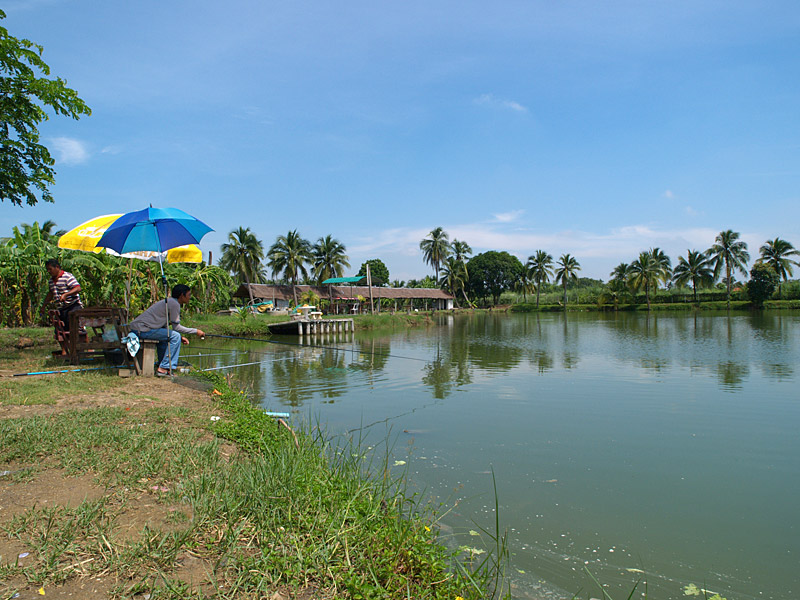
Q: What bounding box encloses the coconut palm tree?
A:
[608,262,631,292]
[628,252,661,310]
[758,238,799,297]
[672,249,714,303]
[709,230,750,308]
[648,247,673,290]
[420,227,450,281]
[527,250,554,308]
[220,227,265,306]
[451,239,472,265]
[439,257,467,303]
[312,235,350,285]
[554,254,580,309]
[268,230,313,306]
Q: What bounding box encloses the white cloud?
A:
[474,93,528,113]
[50,137,89,165]
[663,190,674,199]
[101,145,123,155]
[492,210,524,223]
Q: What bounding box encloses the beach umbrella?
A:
[58,213,204,314]
[58,214,203,263]
[95,207,213,286]
[95,207,213,373]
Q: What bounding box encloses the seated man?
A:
[128,284,205,376]
[43,258,83,332]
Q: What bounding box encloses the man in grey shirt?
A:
[129,284,206,376]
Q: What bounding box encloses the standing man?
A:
[128,284,205,376]
[43,258,83,331]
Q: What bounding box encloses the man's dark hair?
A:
[172,284,191,299]
[45,258,60,269]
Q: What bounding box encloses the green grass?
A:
[0,372,504,598]
[0,369,122,405]
[0,326,54,351]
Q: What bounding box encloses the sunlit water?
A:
[189,311,800,599]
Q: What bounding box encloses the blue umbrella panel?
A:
[96,207,212,254]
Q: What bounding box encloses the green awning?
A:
[321,276,370,284]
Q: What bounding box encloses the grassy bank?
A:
[0,353,501,599]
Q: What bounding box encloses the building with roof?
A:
[232,283,454,312]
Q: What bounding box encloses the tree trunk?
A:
[726,261,731,309]
[536,283,541,309]
[562,282,567,310]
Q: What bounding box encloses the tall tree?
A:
[439,257,468,304]
[526,250,554,309]
[450,239,472,264]
[554,254,581,309]
[709,230,750,308]
[357,258,389,285]
[268,230,312,306]
[672,250,714,303]
[420,227,450,282]
[627,251,661,310]
[758,238,799,298]
[219,227,265,305]
[648,247,673,290]
[312,235,350,285]
[466,251,524,305]
[608,262,631,293]
[1,10,91,206]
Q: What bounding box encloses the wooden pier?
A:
[268,318,354,337]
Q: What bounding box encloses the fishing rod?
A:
[202,333,429,363]
[11,365,116,377]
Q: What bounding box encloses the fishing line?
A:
[193,355,297,372]
[203,333,429,363]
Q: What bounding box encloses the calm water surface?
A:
[193,311,800,600]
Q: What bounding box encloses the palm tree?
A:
[312,235,350,285]
[451,239,472,264]
[608,262,631,293]
[420,227,450,281]
[628,252,661,310]
[648,247,673,290]
[758,238,799,297]
[439,257,468,304]
[672,249,714,303]
[709,230,750,308]
[219,227,265,306]
[268,230,313,306]
[554,254,580,309]
[527,250,554,309]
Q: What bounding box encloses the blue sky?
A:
[4,0,800,281]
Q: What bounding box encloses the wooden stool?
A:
[135,340,159,377]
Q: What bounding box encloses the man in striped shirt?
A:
[44,258,83,331]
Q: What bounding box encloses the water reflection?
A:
[206,311,798,407]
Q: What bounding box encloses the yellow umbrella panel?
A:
[58,215,202,263]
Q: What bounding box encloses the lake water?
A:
[192,311,800,599]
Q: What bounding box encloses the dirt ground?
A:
[0,374,233,600]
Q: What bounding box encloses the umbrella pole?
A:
[125,257,134,317]
[157,245,174,375]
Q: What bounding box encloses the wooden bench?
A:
[133,339,159,377]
